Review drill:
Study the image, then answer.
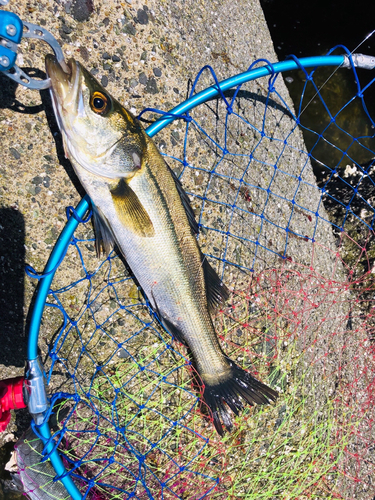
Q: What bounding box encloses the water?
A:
[260,0,375,60]
[260,0,375,180]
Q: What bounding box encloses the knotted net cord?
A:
[20,52,375,499]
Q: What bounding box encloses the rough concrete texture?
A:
[0,0,372,499]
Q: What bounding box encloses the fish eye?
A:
[90,91,110,114]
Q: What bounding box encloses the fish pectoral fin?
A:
[92,203,116,257]
[202,256,230,312]
[160,315,187,346]
[202,361,278,436]
[110,178,155,238]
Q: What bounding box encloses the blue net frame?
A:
[24,50,375,500]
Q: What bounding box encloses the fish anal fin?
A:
[92,204,116,257]
[160,315,188,346]
[202,361,278,436]
[110,179,155,238]
[202,257,230,312]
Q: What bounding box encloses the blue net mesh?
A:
[22,52,375,499]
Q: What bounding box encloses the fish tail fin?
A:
[202,362,278,436]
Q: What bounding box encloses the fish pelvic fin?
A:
[110,178,155,238]
[202,362,278,436]
[92,203,116,257]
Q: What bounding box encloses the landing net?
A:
[21,50,375,499]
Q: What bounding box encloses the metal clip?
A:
[24,358,50,426]
[342,53,375,70]
[0,10,67,89]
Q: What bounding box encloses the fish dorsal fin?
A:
[92,203,116,257]
[165,162,199,235]
[110,178,155,238]
[165,164,228,309]
[202,255,230,312]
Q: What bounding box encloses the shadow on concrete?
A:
[0,68,45,114]
[0,208,26,367]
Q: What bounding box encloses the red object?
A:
[0,377,27,432]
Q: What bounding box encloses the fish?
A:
[45,54,278,435]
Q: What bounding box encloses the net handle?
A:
[26,54,346,500]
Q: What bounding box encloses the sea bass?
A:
[45,55,277,435]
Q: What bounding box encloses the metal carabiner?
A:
[0,10,67,89]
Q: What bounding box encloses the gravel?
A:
[8,148,21,160]
[138,71,148,85]
[136,8,149,25]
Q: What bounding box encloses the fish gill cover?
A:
[20,54,375,499]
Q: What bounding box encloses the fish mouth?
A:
[45,54,80,110]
